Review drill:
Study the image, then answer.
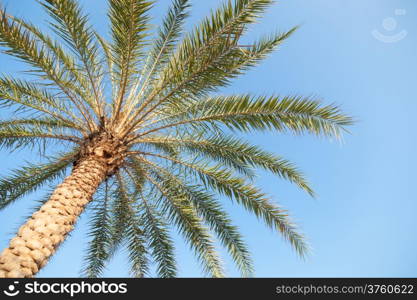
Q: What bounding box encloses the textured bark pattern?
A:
[0,156,107,278]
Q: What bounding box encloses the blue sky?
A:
[0,0,416,277]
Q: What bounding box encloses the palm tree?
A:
[0,0,352,278]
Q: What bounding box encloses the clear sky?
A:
[0,0,416,277]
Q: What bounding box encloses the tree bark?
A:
[0,155,108,278]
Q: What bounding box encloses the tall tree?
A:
[0,0,352,278]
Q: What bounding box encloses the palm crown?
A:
[0,0,352,278]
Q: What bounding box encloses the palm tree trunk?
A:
[0,155,108,278]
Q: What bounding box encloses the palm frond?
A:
[138,153,309,257]
[114,173,149,277]
[0,118,81,132]
[136,95,353,140]
[125,162,177,278]
[82,181,114,278]
[184,186,254,277]
[140,164,225,277]
[9,14,101,114]
[138,134,313,194]
[138,136,252,178]
[0,150,76,210]
[108,0,153,121]
[0,77,84,129]
[124,0,277,130]
[0,123,80,151]
[138,199,177,278]
[157,27,297,106]
[155,166,253,277]
[157,0,275,96]
[0,7,97,128]
[130,158,252,276]
[125,211,149,278]
[146,0,190,81]
[190,163,309,257]
[94,32,117,100]
[122,0,190,117]
[110,175,131,243]
[40,0,103,117]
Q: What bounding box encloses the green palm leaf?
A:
[82,181,114,278]
[0,151,75,209]
[141,164,225,277]
[136,95,352,140]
